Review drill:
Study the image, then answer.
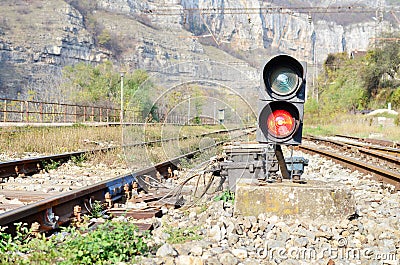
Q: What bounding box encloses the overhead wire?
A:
[139,6,391,16]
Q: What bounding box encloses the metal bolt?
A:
[124,183,130,200]
[105,192,113,208]
[30,222,40,237]
[156,171,163,182]
[74,205,81,219]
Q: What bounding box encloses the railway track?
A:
[300,135,400,190]
[0,126,251,179]
[0,127,254,234]
[334,134,399,148]
[303,136,399,168]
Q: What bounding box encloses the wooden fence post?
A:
[25,101,29,122]
[20,101,23,122]
[91,107,94,122]
[3,99,7,122]
[52,104,55,123]
[74,105,77,123]
[39,102,43,123]
[63,104,66,123]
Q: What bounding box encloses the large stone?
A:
[234,180,355,221]
[219,252,238,265]
[156,243,178,257]
[231,248,248,259]
[208,225,222,242]
[175,255,204,265]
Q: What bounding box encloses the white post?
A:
[187,96,191,125]
[120,72,124,124]
[213,101,216,124]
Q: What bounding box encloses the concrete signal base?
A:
[234,180,356,221]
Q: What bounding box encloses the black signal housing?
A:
[257,54,306,145]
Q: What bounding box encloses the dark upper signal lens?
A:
[269,66,299,95]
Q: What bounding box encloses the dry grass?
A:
[0,125,121,155]
[0,124,232,155]
[304,114,400,141]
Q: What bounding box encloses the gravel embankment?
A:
[137,151,399,265]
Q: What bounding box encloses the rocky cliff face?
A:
[0,0,110,99]
[0,0,398,100]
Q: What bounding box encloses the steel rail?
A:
[299,144,400,191]
[0,128,255,234]
[304,135,400,158]
[0,126,252,179]
[334,134,399,149]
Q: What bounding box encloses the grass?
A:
[163,225,202,244]
[0,125,121,156]
[0,124,229,156]
[0,124,242,171]
[304,114,400,141]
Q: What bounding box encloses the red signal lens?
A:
[267,109,295,138]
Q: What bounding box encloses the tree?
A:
[62,62,155,118]
[361,33,400,102]
[317,52,368,116]
[62,61,118,107]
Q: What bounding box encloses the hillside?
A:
[0,0,399,104]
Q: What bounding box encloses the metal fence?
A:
[0,98,127,123]
[0,98,201,125]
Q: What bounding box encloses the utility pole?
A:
[214,101,216,125]
[120,72,124,125]
[120,72,125,145]
[187,96,191,125]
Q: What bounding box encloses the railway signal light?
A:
[257,54,306,145]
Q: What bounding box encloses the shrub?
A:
[0,220,151,264]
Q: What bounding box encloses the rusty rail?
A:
[334,134,398,148]
[299,144,400,191]
[304,135,400,160]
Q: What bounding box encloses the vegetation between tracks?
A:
[0,220,152,264]
[163,225,202,244]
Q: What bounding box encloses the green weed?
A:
[43,159,61,171]
[213,189,235,203]
[163,225,202,244]
[71,154,86,167]
[89,200,104,218]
